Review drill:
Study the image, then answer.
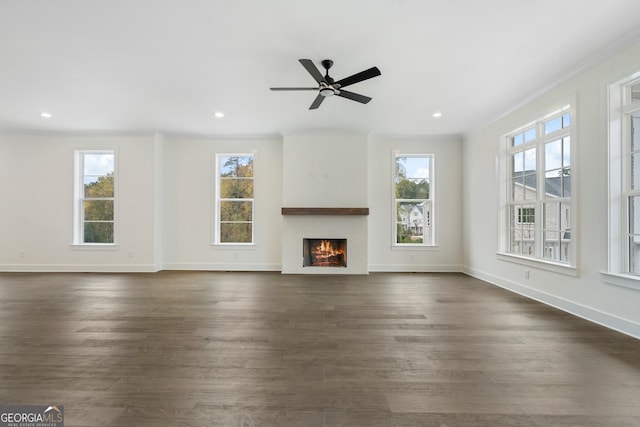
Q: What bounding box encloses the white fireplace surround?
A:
[281,215,368,274]
[281,131,369,274]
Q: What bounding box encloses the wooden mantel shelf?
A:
[281,207,369,216]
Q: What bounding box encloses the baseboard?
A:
[0,264,159,273]
[463,266,640,340]
[161,262,281,271]
[368,264,462,273]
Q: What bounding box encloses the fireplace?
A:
[303,238,347,267]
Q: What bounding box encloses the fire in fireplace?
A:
[303,238,347,267]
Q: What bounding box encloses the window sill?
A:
[69,244,119,250]
[601,272,640,291]
[496,252,577,276]
[392,244,439,251]
[210,243,257,250]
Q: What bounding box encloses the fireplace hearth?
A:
[303,238,347,267]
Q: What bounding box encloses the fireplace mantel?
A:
[281,207,369,216]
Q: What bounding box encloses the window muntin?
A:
[394,154,433,246]
[504,105,572,264]
[215,154,254,244]
[74,151,115,244]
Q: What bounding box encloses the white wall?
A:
[0,130,465,273]
[0,133,157,271]
[368,134,463,272]
[161,135,283,271]
[462,40,640,338]
[282,130,368,207]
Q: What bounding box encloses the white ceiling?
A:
[2,0,640,137]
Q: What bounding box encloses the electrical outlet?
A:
[19,250,25,258]
[524,269,530,279]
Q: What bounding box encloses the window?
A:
[394,154,434,246]
[215,154,254,244]
[517,207,535,224]
[502,105,573,264]
[608,72,640,278]
[73,150,115,244]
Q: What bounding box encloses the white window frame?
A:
[604,71,640,289]
[498,103,576,273]
[213,152,255,246]
[72,150,117,246]
[392,152,435,247]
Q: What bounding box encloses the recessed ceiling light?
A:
[40,112,52,118]
[214,111,225,118]
[432,112,442,118]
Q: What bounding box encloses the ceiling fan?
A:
[270,59,381,110]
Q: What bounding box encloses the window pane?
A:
[562,113,571,128]
[629,235,640,274]
[220,201,252,221]
[632,112,640,152]
[219,223,252,243]
[512,152,523,175]
[395,157,430,202]
[219,156,254,178]
[510,227,522,254]
[544,202,559,231]
[560,203,571,233]
[543,231,560,260]
[545,139,562,171]
[512,176,524,201]
[396,201,426,244]
[220,177,254,198]
[84,175,114,197]
[510,204,535,256]
[523,172,536,200]
[543,202,570,262]
[512,133,524,147]
[631,82,640,102]
[83,153,114,176]
[396,157,429,179]
[524,128,536,142]
[524,148,536,171]
[395,178,429,199]
[562,174,571,198]
[84,200,114,221]
[563,137,571,168]
[517,229,535,255]
[630,195,640,273]
[84,222,114,243]
[544,116,562,134]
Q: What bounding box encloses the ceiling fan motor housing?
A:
[321,59,334,70]
[269,58,381,109]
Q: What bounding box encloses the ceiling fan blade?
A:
[299,59,325,83]
[336,90,372,104]
[334,66,381,88]
[270,87,317,91]
[309,94,325,110]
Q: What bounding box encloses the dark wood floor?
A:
[1,271,640,426]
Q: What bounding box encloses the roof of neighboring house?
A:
[521,172,570,198]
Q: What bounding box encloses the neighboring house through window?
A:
[215,154,254,244]
[501,104,573,264]
[394,154,434,246]
[73,150,116,244]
